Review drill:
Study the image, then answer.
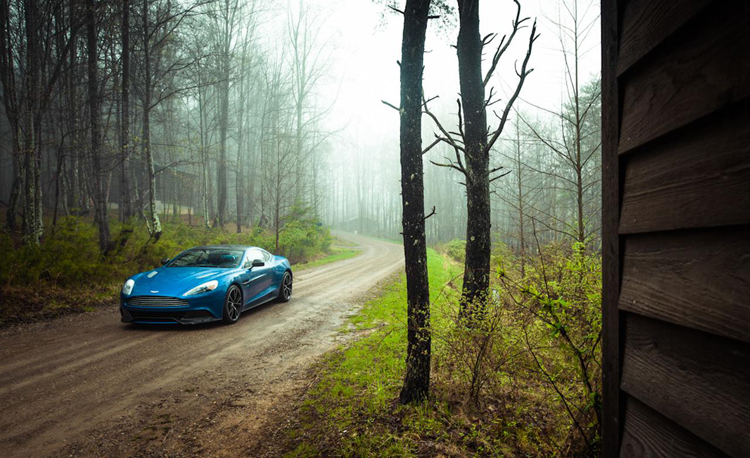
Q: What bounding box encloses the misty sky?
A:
[260,0,601,168]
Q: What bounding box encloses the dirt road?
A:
[0,233,403,457]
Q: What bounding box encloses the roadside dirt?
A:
[0,233,403,457]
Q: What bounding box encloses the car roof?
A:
[189,245,266,252]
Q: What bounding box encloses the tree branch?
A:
[381,100,400,112]
[483,0,529,88]
[485,19,539,155]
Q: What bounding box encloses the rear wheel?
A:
[278,272,292,302]
[222,285,243,324]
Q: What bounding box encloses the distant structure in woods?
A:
[336,216,380,235]
[602,1,750,457]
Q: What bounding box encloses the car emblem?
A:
[151,290,159,293]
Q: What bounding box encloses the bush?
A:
[441,239,466,263]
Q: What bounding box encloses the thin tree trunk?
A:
[86,0,110,252]
[216,3,230,229]
[398,0,432,405]
[6,132,22,230]
[142,0,161,240]
[515,124,525,277]
[120,0,131,220]
[23,0,41,245]
[235,38,248,234]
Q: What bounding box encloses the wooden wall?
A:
[601,0,750,456]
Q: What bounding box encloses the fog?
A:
[0,0,601,250]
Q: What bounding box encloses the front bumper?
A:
[120,290,224,325]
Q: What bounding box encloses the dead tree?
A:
[427,0,537,321]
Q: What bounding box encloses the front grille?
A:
[127,296,189,307]
[128,310,186,322]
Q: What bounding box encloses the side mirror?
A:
[251,259,265,268]
[160,258,170,266]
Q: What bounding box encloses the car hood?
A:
[130,267,237,297]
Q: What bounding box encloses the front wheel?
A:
[278,272,292,302]
[222,285,243,324]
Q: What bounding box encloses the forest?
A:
[0,0,604,456]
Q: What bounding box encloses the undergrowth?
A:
[283,242,601,457]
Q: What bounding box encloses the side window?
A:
[245,249,264,265]
[262,250,272,262]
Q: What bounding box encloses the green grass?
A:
[284,249,464,458]
[281,240,604,457]
[294,247,361,271]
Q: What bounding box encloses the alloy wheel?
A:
[225,286,242,323]
[281,273,293,301]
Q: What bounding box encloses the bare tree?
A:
[394,0,433,405]
[426,0,537,320]
[86,0,110,252]
[520,0,600,247]
[120,0,132,220]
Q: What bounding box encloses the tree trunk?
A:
[86,0,110,252]
[6,131,22,231]
[235,39,249,234]
[457,0,491,320]
[398,0,432,405]
[198,85,210,229]
[216,6,230,229]
[142,0,161,243]
[22,0,41,245]
[120,0,131,221]
[515,123,525,277]
[142,0,161,241]
[0,0,21,231]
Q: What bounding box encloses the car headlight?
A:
[122,279,135,295]
[184,280,219,296]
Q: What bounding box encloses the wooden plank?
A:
[617,0,713,76]
[618,2,750,155]
[601,1,622,456]
[621,397,728,458]
[619,228,750,344]
[619,103,750,234]
[620,315,750,456]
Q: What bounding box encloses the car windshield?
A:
[167,248,244,268]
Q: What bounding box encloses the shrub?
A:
[441,239,466,263]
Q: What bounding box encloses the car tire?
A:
[222,285,243,324]
[278,271,292,302]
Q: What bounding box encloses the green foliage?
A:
[279,220,332,264]
[496,241,603,455]
[440,238,466,263]
[286,250,461,458]
[285,241,602,458]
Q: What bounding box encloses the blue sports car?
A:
[120,245,293,325]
